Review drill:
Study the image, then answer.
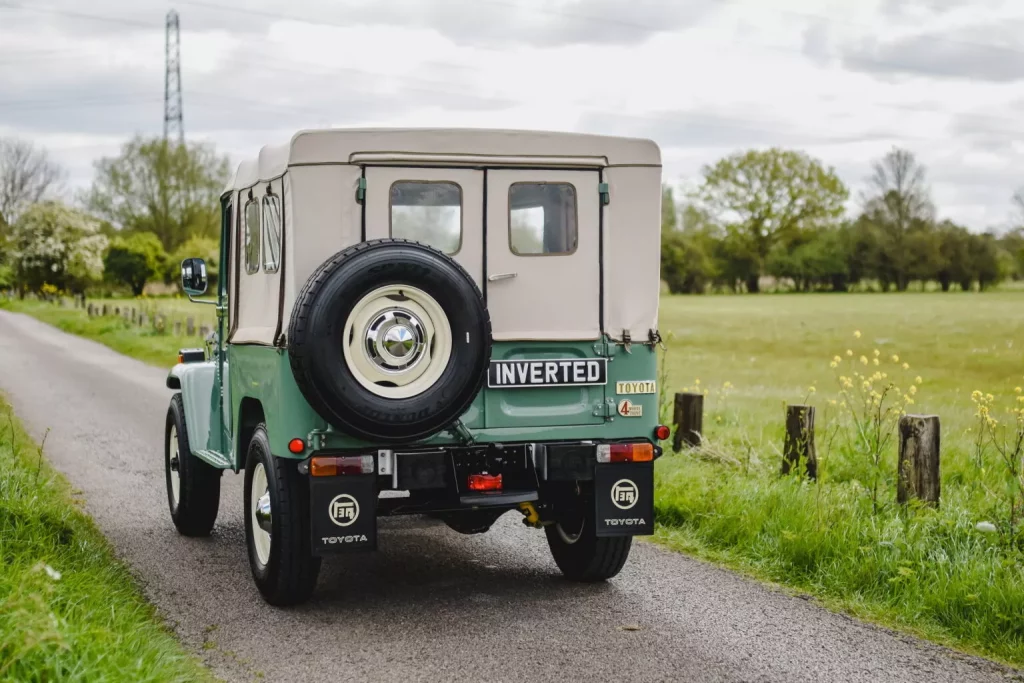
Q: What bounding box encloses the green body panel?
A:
[227,344,327,468]
[221,339,658,463]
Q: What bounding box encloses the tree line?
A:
[662,147,1024,294]
[0,135,228,298]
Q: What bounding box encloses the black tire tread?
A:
[545,525,633,582]
[245,424,321,606]
[166,393,220,537]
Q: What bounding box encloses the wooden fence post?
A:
[139,313,147,327]
[781,404,817,479]
[174,320,182,336]
[198,324,211,339]
[672,392,704,450]
[102,304,108,316]
[87,303,94,317]
[186,317,195,336]
[897,415,940,507]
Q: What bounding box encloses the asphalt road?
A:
[0,309,1019,683]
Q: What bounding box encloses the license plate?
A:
[487,358,607,388]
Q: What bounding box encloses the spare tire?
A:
[288,239,491,444]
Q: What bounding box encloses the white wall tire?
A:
[243,424,321,606]
[165,394,220,537]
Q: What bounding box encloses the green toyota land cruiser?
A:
[165,127,666,605]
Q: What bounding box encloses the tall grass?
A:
[653,291,1024,665]
[0,399,210,681]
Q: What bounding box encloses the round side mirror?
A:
[180,258,208,296]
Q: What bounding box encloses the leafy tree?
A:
[661,185,678,233]
[859,147,935,291]
[661,226,718,294]
[692,148,848,292]
[85,136,230,251]
[934,221,973,291]
[767,227,850,291]
[104,232,167,296]
[969,233,1003,291]
[0,137,66,226]
[8,201,106,295]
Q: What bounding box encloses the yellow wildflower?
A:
[808,386,816,394]
[873,349,880,357]
[830,361,838,369]
[832,355,842,364]
[891,354,899,363]
[908,385,917,395]
[872,358,880,366]
[1016,387,1022,394]
[854,330,862,338]
[846,349,853,357]
[915,376,922,384]
[902,363,910,370]
[860,355,868,365]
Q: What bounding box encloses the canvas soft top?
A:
[225,128,661,193]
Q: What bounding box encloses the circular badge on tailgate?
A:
[328,494,360,527]
[611,479,639,510]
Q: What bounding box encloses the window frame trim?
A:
[243,195,262,275]
[507,181,579,257]
[261,192,283,274]
[388,179,465,256]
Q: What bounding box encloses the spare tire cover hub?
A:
[343,284,452,399]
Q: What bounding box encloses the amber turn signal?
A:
[596,442,654,463]
[310,455,375,477]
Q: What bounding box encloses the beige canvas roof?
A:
[224,128,661,193]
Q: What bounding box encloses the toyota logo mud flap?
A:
[310,474,377,555]
[594,462,654,537]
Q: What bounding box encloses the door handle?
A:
[488,272,518,282]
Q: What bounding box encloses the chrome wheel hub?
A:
[366,309,426,372]
[255,491,272,533]
[250,463,271,566]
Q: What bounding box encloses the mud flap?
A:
[309,474,377,555]
[594,462,654,537]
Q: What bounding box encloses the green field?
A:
[0,396,211,681]
[5,290,1024,665]
[654,290,1024,665]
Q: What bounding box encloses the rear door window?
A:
[509,183,577,255]
[390,181,462,254]
[244,198,260,274]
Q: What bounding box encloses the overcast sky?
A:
[1,0,1022,230]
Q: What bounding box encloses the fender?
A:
[167,361,231,469]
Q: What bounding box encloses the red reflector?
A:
[288,438,305,454]
[654,425,670,441]
[467,473,503,491]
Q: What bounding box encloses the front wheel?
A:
[165,394,220,536]
[545,486,632,582]
[243,424,321,606]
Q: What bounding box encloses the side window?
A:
[262,194,282,273]
[390,181,462,254]
[509,183,577,256]
[244,198,260,274]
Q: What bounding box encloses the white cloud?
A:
[0,0,1021,228]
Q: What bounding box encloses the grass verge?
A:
[0,397,212,681]
[0,299,190,367]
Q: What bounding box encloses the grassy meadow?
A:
[0,396,211,681]
[654,290,1024,665]
[5,289,1024,665]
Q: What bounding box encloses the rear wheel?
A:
[545,484,632,582]
[165,394,220,536]
[243,425,321,606]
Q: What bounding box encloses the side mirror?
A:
[180,258,208,296]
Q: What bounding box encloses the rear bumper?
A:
[304,440,659,554]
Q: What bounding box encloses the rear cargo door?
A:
[484,169,606,427]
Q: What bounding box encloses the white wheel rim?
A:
[250,463,271,566]
[557,519,584,545]
[342,284,453,399]
[168,425,181,508]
